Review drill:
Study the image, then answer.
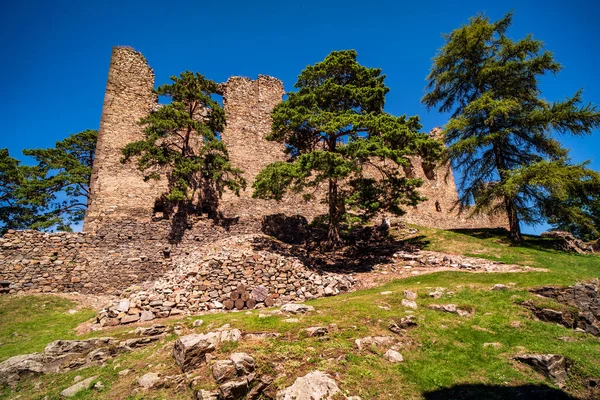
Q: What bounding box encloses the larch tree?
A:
[121,71,245,222]
[253,50,442,247]
[422,12,600,242]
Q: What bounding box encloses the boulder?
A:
[230,352,255,375]
[220,377,250,400]
[61,375,98,397]
[250,285,270,302]
[173,334,217,372]
[514,354,570,384]
[0,353,44,387]
[212,360,237,383]
[403,290,417,300]
[541,231,592,253]
[276,371,341,400]
[261,214,308,244]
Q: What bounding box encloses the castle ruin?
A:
[85,46,506,233]
[0,47,506,299]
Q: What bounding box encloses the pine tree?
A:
[122,71,245,221]
[253,50,442,247]
[21,129,97,230]
[0,149,36,233]
[422,12,600,242]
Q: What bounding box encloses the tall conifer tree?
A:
[423,12,600,242]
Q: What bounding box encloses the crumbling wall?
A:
[83,47,164,232]
[398,129,508,230]
[0,218,260,295]
[219,76,326,222]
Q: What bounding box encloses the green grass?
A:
[0,295,95,362]
[1,227,599,399]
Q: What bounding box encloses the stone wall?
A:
[395,129,508,230]
[0,218,260,295]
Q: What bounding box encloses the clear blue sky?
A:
[1,0,599,234]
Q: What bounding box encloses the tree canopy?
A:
[422,12,600,242]
[122,71,245,221]
[0,130,97,233]
[253,50,442,246]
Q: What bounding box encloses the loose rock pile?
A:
[391,249,534,273]
[98,235,355,326]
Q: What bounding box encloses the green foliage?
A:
[0,149,37,232]
[253,50,442,245]
[0,130,97,233]
[540,166,600,240]
[122,71,244,216]
[21,129,97,231]
[422,12,600,242]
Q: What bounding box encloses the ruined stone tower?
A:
[84,47,165,232]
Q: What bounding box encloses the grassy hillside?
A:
[1,227,599,399]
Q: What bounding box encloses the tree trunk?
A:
[491,141,522,243]
[326,178,342,248]
[505,196,522,242]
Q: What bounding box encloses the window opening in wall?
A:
[153,198,169,220]
[402,162,416,178]
[422,161,436,180]
[435,200,442,212]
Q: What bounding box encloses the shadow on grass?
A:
[251,226,431,273]
[448,228,562,253]
[423,383,576,400]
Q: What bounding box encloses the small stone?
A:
[379,291,393,295]
[193,319,204,327]
[61,376,98,397]
[118,369,130,377]
[283,318,299,323]
[281,303,315,314]
[120,314,140,324]
[138,372,161,389]
[116,299,130,313]
[305,327,328,337]
[483,342,502,348]
[403,290,417,300]
[510,320,521,328]
[384,349,404,363]
[491,284,509,291]
[401,299,418,309]
[140,311,155,322]
[93,381,104,390]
